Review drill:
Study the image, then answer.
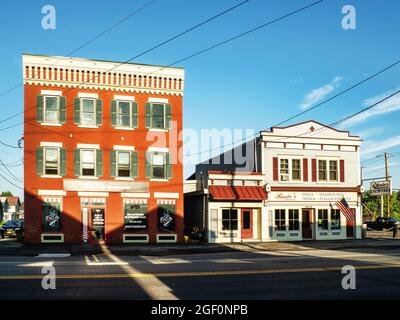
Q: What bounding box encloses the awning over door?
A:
[209,185,267,201]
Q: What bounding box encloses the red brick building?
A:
[23,54,185,244]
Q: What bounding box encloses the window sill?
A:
[41,175,62,179]
[115,127,135,131]
[115,177,135,181]
[150,178,169,182]
[78,125,99,129]
[78,176,99,180]
[148,128,168,132]
[41,123,62,127]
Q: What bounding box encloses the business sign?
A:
[158,204,175,232]
[124,204,147,231]
[91,209,105,226]
[268,192,357,203]
[63,179,149,193]
[42,203,62,232]
[370,180,391,196]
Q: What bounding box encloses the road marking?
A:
[2,263,400,280]
[213,259,252,264]
[36,254,71,258]
[84,254,128,266]
[140,256,191,265]
[19,261,54,267]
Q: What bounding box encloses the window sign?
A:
[124,203,147,231]
[42,202,62,232]
[158,204,175,232]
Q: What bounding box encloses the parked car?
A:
[0,220,24,238]
[365,217,399,231]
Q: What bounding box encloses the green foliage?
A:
[0,191,13,197]
[363,190,400,219]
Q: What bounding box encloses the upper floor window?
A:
[145,151,172,180]
[74,97,102,127]
[291,159,301,181]
[279,158,302,182]
[280,159,289,181]
[36,95,66,125]
[110,150,138,179]
[36,146,66,177]
[318,159,338,182]
[74,148,103,177]
[111,100,138,129]
[145,102,172,130]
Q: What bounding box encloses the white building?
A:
[184,120,363,242]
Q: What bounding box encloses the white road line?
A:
[213,259,252,264]
[140,256,191,265]
[36,253,71,258]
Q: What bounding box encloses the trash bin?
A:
[393,223,399,238]
[362,223,367,239]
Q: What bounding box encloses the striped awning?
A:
[209,185,267,201]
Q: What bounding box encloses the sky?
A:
[0,0,399,198]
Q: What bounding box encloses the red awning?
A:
[209,185,267,201]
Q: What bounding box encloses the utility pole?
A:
[384,152,390,217]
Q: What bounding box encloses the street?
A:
[1,245,400,299]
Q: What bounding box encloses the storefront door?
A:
[302,209,313,239]
[90,208,105,243]
[241,209,253,238]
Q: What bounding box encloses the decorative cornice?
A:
[22,54,184,97]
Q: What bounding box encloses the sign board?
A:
[370,180,391,196]
[64,179,149,193]
[268,192,357,203]
[42,203,62,232]
[158,204,175,232]
[91,209,105,226]
[124,204,147,231]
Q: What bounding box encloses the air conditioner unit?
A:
[280,175,289,181]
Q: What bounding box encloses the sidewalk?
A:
[0,237,400,256]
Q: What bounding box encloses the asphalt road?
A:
[1,245,400,299]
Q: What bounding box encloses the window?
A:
[222,209,238,231]
[331,209,341,230]
[288,209,299,231]
[42,200,62,232]
[145,103,172,130]
[117,101,131,128]
[81,99,96,126]
[44,96,60,124]
[275,209,286,231]
[329,160,338,181]
[146,152,172,180]
[81,150,96,176]
[44,148,59,175]
[117,151,130,177]
[292,159,301,181]
[318,209,329,230]
[280,159,289,181]
[318,160,327,181]
[152,153,165,178]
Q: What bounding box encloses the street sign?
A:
[370,180,391,195]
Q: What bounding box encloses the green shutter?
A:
[165,103,172,129]
[145,152,152,178]
[96,149,103,177]
[111,100,117,127]
[74,149,80,176]
[110,150,116,177]
[132,101,138,128]
[96,99,103,126]
[60,148,67,176]
[145,103,152,128]
[60,96,66,124]
[36,95,44,123]
[74,98,81,124]
[167,152,173,179]
[36,147,44,176]
[131,151,138,178]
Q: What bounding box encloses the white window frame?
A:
[116,100,133,129]
[43,147,60,176]
[117,150,131,178]
[80,98,96,127]
[43,95,60,125]
[317,158,340,183]
[150,152,167,180]
[274,209,287,231]
[278,157,303,182]
[81,149,96,177]
[150,102,167,130]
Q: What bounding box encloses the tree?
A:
[0,191,13,197]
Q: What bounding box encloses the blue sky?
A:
[0,0,399,198]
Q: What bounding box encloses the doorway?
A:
[241,209,253,239]
[90,208,105,243]
[302,209,313,239]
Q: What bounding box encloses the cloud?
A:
[339,88,400,128]
[362,135,400,156]
[299,76,342,110]
[355,127,385,139]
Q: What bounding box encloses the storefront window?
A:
[124,203,147,231]
[288,209,299,231]
[222,209,238,231]
[275,209,286,231]
[42,201,62,232]
[318,209,329,230]
[331,209,341,230]
[292,159,301,180]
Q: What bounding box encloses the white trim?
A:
[41,175,62,179]
[41,233,64,243]
[156,234,177,243]
[41,90,62,96]
[148,97,169,103]
[121,192,150,198]
[78,125,99,129]
[148,147,169,153]
[78,176,99,180]
[149,128,168,133]
[41,123,62,127]
[40,142,63,147]
[154,192,179,199]
[113,145,135,151]
[78,92,98,99]
[123,234,149,243]
[123,198,148,204]
[78,192,109,197]
[115,177,135,181]
[157,199,176,205]
[114,95,135,101]
[77,143,100,149]
[150,179,169,182]
[115,127,135,131]
[38,190,66,196]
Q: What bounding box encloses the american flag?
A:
[335,197,354,222]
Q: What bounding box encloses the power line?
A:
[0,158,23,182]
[0,171,23,190]
[0,0,157,98]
